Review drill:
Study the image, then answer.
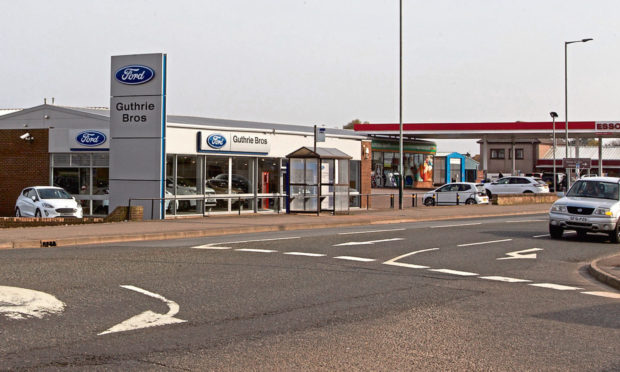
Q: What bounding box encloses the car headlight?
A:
[42,203,55,209]
[550,205,567,213]
[593,207,613,216]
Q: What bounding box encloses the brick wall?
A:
[360,140,372,208]
[0,129,49,216]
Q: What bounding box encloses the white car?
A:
[549,177,620,242]
[483,176,549,198]
[423,182,489,206]
[15,186,83,218]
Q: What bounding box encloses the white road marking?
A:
[235,249,278,253]
[528,283,583,291]
[283,252,326,257]
[383,248,439,269]
[0,286,65,320]
[430,222,481,228]
[581,291,620,299]
[497,248,543,260]
[333,238,404,246]
[504,219,547,223]
[428,269,479,276]
[334,256,376,262]
[479,276,532,283]
[458,239,512,247]
[533,234,550,238]
[191,236,300,249]
[99,285,186,336]
[338,228,406,235]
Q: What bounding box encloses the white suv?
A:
[483,176,549,198]
[548,177,620,242]
[15,186,83,218]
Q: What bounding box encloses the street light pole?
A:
[550,111,558,192]
[398,0,403,209]
[564,38,593,189]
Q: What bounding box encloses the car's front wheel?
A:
[15,208,21,217]
[35,209,41,218]
[523,190,533,193]
[549,224,563,239]
[424,197,435,206]
[609,222,620,244]
[465,198,476,205]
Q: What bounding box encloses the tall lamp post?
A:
[565,38,593,189]
[550,111,558,192]
[398,0,403,209]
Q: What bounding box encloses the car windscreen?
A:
[567,181,619,200]
[37,188,72,199]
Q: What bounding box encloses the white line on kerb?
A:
[383,248,439,269]
[428,269,479,276]
[334,256,376,262]
[338,228,406,235]
[458,239,512,247]
[529,283,583,291]
[283,252,326,257]
[430,223,481,229]
[235,249,278,253]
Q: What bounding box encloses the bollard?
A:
[412,194,415,207]
[456,192,460,206]
[238,197,242,215]
[366,194,370,210]
[390,194,394,208]
[432,193,436,206]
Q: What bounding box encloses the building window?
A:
[508,149,524,159]
[51,153,109,216]
[490,149,505,159]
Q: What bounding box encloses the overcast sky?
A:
[1,0,618,154]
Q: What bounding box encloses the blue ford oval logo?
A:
[115,65,155,85]
[76,131,107,147]
[207,134,226,149]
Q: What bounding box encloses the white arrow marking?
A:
[497,248,543,260]
[98,285,186,336]
[383,248,439,269]
[333,238,404,246]
[0,286,65,320]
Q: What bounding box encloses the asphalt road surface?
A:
[1,214,619,371]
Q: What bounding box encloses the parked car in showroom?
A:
[15,186,83,218]
[423,182,489,206]
[549,177,620,242]
[483,176,549,198]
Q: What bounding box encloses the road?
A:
[1,214,619,371]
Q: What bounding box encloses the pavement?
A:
[1,202,619,291]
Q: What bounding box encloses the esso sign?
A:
[596,122,620,132]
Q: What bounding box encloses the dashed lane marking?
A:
[533,234,550,238]
[428,269,479,276]
[334,256,376,262]
[479,276,532,283]
[581,291,620,299]
[191,236,300,249]
[235,249,278,253]
[528,283,583,291]
[333,238,404,247]
[382,248,439,269]
[283,252,326,257]
[504,219,547,223]
[457,239,512,247]
[430,223,481,229]
[338,228,406,235]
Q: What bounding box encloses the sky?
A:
[1,0,619,155]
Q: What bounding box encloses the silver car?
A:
[423,182,489,206]
[548,177,620,242]
[484,176,549,198]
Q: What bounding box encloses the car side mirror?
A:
[31,195,37,202]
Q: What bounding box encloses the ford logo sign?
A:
[76,131,107,147]
[115,65,155,85]
[207,134,226,149]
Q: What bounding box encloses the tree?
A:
[343,119,368,129]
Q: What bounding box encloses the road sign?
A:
[562,158,591,169]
